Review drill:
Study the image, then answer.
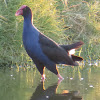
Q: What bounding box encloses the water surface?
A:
[0,62,100,100]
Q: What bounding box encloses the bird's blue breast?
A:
[23,23,54,66]
[23,24,40,57]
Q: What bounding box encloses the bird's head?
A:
[15,5,32,17]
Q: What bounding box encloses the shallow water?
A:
[0,62,100,100]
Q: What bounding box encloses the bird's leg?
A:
[41,74,46,81]
[57,74,64,80]
[35,63,45,81]
[41,67,45,81]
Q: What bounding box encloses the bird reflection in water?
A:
[30,81,82,100]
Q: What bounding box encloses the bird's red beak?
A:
[15,9,23,16]
[15,5,27,16]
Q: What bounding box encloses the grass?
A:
[0,0,100,67]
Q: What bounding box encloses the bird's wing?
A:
[39,33,76,65]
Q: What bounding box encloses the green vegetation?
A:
[0,0,100,67]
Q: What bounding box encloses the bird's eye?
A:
[24,7,28,12]
[24,7,26,11]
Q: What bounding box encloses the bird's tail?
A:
[60,41,84,62]
[71,55,83,61]
[60,41,84,51]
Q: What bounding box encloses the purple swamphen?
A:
[15,5,84,80]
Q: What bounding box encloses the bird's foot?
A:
[58,79,63,84]
[57,74,64,84]
[57,74,64,81]
[41,74,46,81]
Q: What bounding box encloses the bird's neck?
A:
[23,15,40,37]
[23,11,32,26]
[24,16,32,26]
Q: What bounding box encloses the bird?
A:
[15,5,84,80]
